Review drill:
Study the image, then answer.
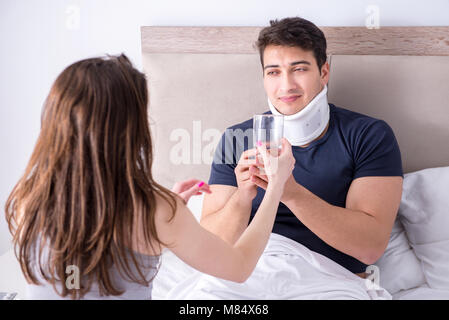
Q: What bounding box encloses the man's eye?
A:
[294,68,307,72]
[267,71,279,76]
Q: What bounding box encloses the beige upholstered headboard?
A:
[141,26,449,189]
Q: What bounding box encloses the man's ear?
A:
[320,61,330,86]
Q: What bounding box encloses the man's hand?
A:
[234,148,260,202]
[250,163,299,203]
[254,138,295,194]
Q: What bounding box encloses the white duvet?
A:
[152,233,392,300]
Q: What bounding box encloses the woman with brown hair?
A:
[5,54,294,299]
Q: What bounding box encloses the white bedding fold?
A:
[153,233,392,300]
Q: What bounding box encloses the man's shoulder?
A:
[330,104,388,132]
[227,118,253,131]
[330,104,397,153]
[225,110,271,132]
[331,104,376,122]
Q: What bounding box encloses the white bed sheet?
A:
[153,233,392,300]
[153,232,449,300]
[393,285,449,300]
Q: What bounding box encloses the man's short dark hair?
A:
[255,17,327,71]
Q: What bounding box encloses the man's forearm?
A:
[200,190,253,245]
[283,183,386,265]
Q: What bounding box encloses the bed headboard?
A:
[141,26,449,189]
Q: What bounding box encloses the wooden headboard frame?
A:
[141,26,449,55]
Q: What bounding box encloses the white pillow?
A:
[398,166,449,289]
[375,218,426,295]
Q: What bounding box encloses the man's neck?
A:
[298,121,330,148]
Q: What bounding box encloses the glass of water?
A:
[253,114,284,173]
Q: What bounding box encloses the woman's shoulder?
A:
[153,190,184,223]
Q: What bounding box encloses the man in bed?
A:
[199,17,404,279]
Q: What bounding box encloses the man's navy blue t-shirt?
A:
[208,104,403,274]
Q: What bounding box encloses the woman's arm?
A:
[155,138,295,282]
[155,186,282,282]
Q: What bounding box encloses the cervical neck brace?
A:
[268,85,330,146]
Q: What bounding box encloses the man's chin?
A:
[277,105,305,116]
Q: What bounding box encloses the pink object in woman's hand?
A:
[172,179,211,204]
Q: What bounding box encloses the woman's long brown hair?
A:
[4,54,177,299]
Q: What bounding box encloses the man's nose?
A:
[280,73,298,93]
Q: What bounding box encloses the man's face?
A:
[263,45,329,116]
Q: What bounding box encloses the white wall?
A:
[1,0,449,256]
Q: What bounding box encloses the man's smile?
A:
[279,95,302,103]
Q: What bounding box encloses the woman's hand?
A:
[171,179,212,204]
[250,138,295,193]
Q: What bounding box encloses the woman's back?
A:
[26,239,160,300]
[5,54,174,299]
[5,53,293,300]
